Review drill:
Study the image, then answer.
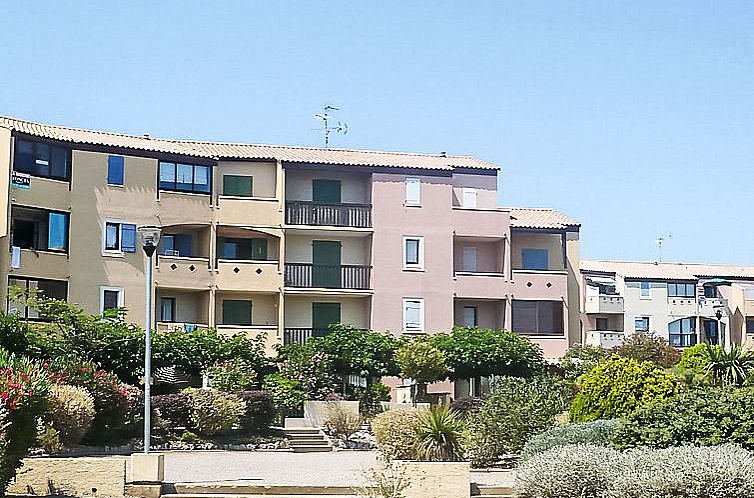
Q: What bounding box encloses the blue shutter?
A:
[47,213,68,251]
[121,224,137,253]
[522,249,548,270]
[175,234,193,257]
[107,156,124,185]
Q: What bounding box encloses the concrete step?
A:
[471,485,515,497]
[168,483,357,495]
[286,434,327,440]
[288,439,330,446]
[291,445,334,453]
[283,428,323,435]
[164,495,356,498]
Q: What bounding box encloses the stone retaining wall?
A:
[8,456,128,498]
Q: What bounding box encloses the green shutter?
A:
[312,302,341,336]
[223,175,253,197]
[222,300,252,325]
[312,179,341,203]
[312,240,342,288]
[251,238,268,260]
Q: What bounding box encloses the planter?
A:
[393,460,470,498]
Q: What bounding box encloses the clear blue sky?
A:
[2,1,754,264]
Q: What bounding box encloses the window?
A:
[463,306,478,327]
[596,317,609,331]
[640,281,651,298]
[462,246,477,272]
[511,300,564,335]
[14,139,70,180]
[100,286,123,313]
[160,297,176,322]
[158,161,211,194]
[223,175,253,197]
[462,188,477,208]
[8,277,67,320]
[161,234,193,257]
[403,236,424,269]
[222,300,252,326]
[598,283,617,295]
[521,249,549,271]
[218,237,268,260]
[103,221,136,254]
[405,177,421,205]
[11,206,69,252]
[667,282,695,298]
[669,317,696,348]
[635,317,650,333]
[107,156,124,185]
[704,285,717,298]
[747,318,754,335]
[403,298,424,332]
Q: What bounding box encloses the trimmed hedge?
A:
[520,419,620,460]
[612,387,754,450]
[237,390,275,433]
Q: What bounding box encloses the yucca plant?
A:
[414,406,465,462]
[705,343,754,387]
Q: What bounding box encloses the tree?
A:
[395,337,448,405]
[431,327,544,391]
[611,331,680,368]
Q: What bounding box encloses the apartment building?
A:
[0,116,580,360]
[581,260,754,349]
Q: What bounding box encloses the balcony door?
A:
[312,240,342,288]
[312,302,341,337]
[312,179,341,203]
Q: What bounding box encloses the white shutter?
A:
[405,178,421,205]
[462,247,477,272]
[462,188,477,208]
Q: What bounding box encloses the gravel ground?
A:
[164,450,516,488]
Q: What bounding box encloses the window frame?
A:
[521,248,549,271]
[595,317,609,331]
[634,316,650,333]
[10,205,70,254]
[511,299,564,336]
[107,155,125,186]
[403,298,425,332]
[640,281,651,299]
[222,174,254,197]
[405,177,421,206]
[102,220,136,256]
[667,282,695,298]
[8,276,68,321]
[158,161,212,195]
[402,236,424,270]
[462,306,478,327]
[160,297,176,322]
[13,139,71,182]
[99,286,124,314]
[668,317,697,348]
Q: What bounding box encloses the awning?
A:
[585,276,617,285]
[702,278,731,286]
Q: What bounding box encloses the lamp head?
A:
[137,225,162,257]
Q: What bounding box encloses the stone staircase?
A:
[472,484,515,498]
[284,427,334,453]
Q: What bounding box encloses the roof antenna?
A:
[655,233,672,262]
[314,105,348,148]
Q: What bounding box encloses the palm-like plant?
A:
[414,406,465,462]
[704,343,754,387]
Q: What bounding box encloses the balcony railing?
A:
[285,201,372,228]
[285,263,371,290]
[284,327,329,345]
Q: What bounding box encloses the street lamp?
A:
[137,225,161,454]
[715,308,724,348]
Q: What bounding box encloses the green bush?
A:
[152,393,191,431]
[414,406,465,462]
[371,408,424,461]
[705,344,754,387]
[262,372,306,415]
[45,384,95,447]
[678,343,716,374]
[236,390,275,433]
[396,338,447,404]
[559,343,609,380]
[612,387,754,449]
[187,389,246,435]
[349,382,391,418]
[206,358,258,391]
[273,343,338,401]
[611,331,681,368]
[466,376,573,467]
[516,443,754,498]
[515,444,625,498]
[448,395,482,419]
[520,419,620,460]
[569,356,679,423]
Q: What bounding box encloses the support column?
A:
[504,298,513,330]
[503,235,511,279]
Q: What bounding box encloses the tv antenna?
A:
[314,105,348,148]
[655,233,672,262]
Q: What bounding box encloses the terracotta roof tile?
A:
[0,116,497,171]
[507,207,580,230]
[581,260,754,280]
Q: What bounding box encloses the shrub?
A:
[678,343,716,374]
[396,338,447,404]
[515,444,626,498]
[152,393,191,431]
[520,419,620,460]
[612,387,754,450]
[35,419,62,454]
[559,343,609,380]
[45,384,95,447]
[188,389,246,435]
[350,382,391,418]
[414,406,465,462]
[449,395,482,419]
[273,343,338,401]
[612,445,754,498]
[612,331,681,367]
[371,408,424,461]
[569,356,679,423]
[306,325,402,379]
[324,403,363,439]
[466,376,573,467]
[236,390,275,433]
[206,358,258,391]
[262,373,306,415]
[705,344,754,387]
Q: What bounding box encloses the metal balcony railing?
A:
[285,201,372,228]
[284,263,371,290]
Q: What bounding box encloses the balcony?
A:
[285,201,372,228]
[586,330,625,349]
[216,196,283,227]
[156,256,212,289]
[216,259,281,292]
[699,297,727,318]
[454,272,508,299]
[511,269,568,299]
[284,263,371,290]
[284,327,328,345]
[9,249,69,280]
[585,295,624,314]
[156,322,209,333]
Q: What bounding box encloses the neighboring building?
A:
[581,260,754,349]
[0,116,580,361]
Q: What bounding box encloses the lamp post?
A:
[137,225,161,454]
[715,308,724,348]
